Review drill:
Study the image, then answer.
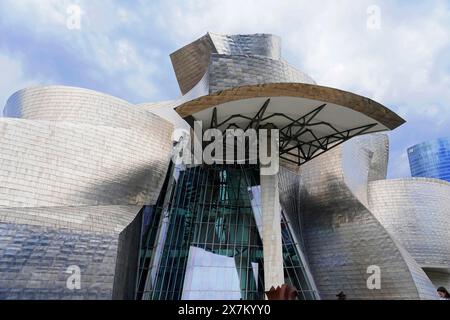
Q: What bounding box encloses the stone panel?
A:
[260,174,284,290]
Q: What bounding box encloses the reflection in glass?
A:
[182,246,260,299]
[408,137,450,182]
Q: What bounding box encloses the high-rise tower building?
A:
[408,137,450,182]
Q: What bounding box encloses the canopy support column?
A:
[260,173,284,293]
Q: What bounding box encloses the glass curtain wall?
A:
[408,137,450,182]
[136,164,316,300]
[281,212,317,299]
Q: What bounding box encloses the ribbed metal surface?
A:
[369,178,450,276]
[298,135,438,299]
[0,86,174,299]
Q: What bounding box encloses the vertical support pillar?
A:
[260,173,284,292]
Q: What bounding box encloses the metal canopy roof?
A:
[175,83,405,166]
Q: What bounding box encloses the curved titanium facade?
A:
[170,33,285,95]
[0,86,174,299]
[298,135,437,299]
[208,33,282,59]
[408,137,450,182]
[207,54,316,93]
[131,34,408,299]
[1,86,172,207]
[296,132,450,299]
[1,32,420,301]
[369,178,450,288]
[171,32,316,101]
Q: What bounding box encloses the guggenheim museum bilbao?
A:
[0,33,449,300]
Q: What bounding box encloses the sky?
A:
[0,0,449,178]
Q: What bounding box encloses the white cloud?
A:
[0,0,163,103]
[151,0,449,108]
[0,0,69,33]
[152,0,450,178]
[0,54,43,115]
[0,0,449,177]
